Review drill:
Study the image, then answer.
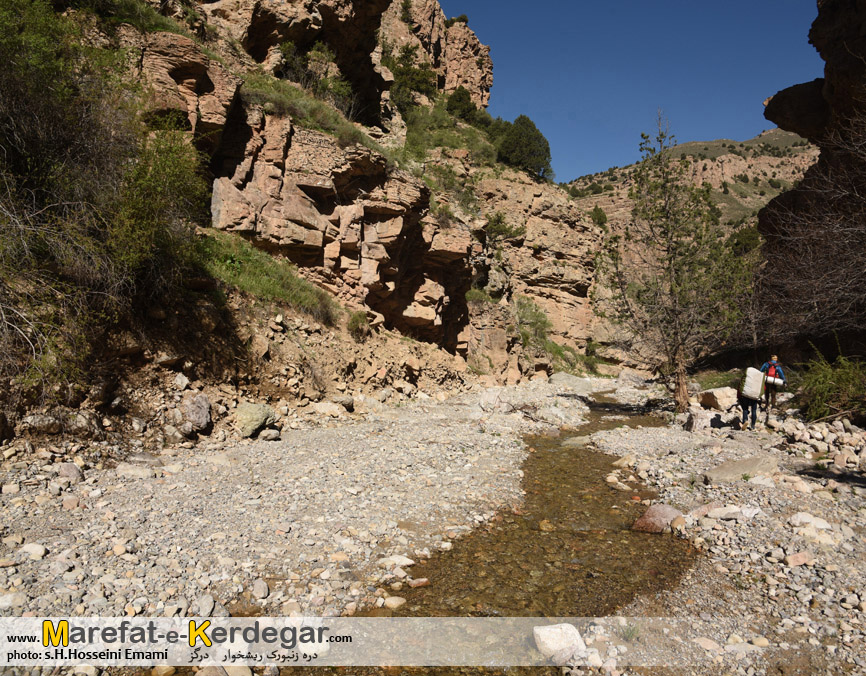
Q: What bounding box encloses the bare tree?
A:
[758,115,866,339]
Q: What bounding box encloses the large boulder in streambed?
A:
[234,403,276,438]
[632,504,683,533]
[703,455,778,484]
[699,387,738,412]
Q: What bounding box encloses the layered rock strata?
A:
[211,104,474,351]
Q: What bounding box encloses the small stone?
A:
[152,668,176,676]
[112,544,127,556]
[785,551,815,567]
[251,579,269,599]
[0,592,28,609]
[19,543,48,560]
[62,496,80,510]
[224,667,252,676]
[408,578,429,588]
[751,636,770,647]
[57,462,84,484]
[632,504,683,533]
[2,483,20,495]
[259,429,280,442]
[173,373,190,390]
[72,667,99,676]
[383,596,406,610]
[194,594,215,617]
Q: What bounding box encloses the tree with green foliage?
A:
[382,43,436,116]
[446,86,476,121]
[400,0,412,24]
[496,114,553,179]
[596,118,751,412]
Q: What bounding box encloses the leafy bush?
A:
[0,0,207,393]
[199,232,338,326]
[496,114,553,179]
[514,296,552,347]
[347,311,371,342]
[485,212,526,243]
[444,14,468,28]
[274,41,359,119]
[727,226,762,255]
[465,288,495,304]
[446,86,476,121]
[400,0,412,23]
[799,350,866,421]
[590,206,608,226]
[404,99,496,165]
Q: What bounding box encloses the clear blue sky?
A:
[437,1,825,181]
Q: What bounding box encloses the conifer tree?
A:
[597,117,751,412]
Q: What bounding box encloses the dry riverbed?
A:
[3,372,863,676]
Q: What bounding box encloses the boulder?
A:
[632,504,683,533]
[312,402,345,418]
[703,455,778,484]
[182,393,212,432]
[56,463,83,485]
[234,403,276,438]
[533,623,586,659]
[115,463,155,480]
[699,387,738,412]
[18,414,62,435]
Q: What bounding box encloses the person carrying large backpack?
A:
[760,354,787,410]
[737,366,763,430]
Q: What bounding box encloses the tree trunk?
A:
[674,361,689,413]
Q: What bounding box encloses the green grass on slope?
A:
[199,230,339,326]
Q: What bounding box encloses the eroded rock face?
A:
[211,104,473,349]
[475,171,602,348]
[126,31,241,154]
[193,0,390,123]
[380,0,493,107]
[758,0,866,335]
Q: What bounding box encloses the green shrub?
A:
[199,232,338,326]
[514,296,552,346]
[400,0,412,23]
[347,311,371,342]
[444,14,468,28]
[382,43,436,116]
[404,99,496,165]
[726,226,762,255]
[590,205,608,227]
[446,86,476,121]
[485,212,525,243]
[465,288,494,304]
[799,350,866,421]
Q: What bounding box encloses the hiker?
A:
[738,363,765,430]
[737,382,758,430]
[760,354,787,410]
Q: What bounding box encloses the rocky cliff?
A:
[379,0,493,107]
[758,0,866,337]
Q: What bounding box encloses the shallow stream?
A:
[370,404,696,618]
